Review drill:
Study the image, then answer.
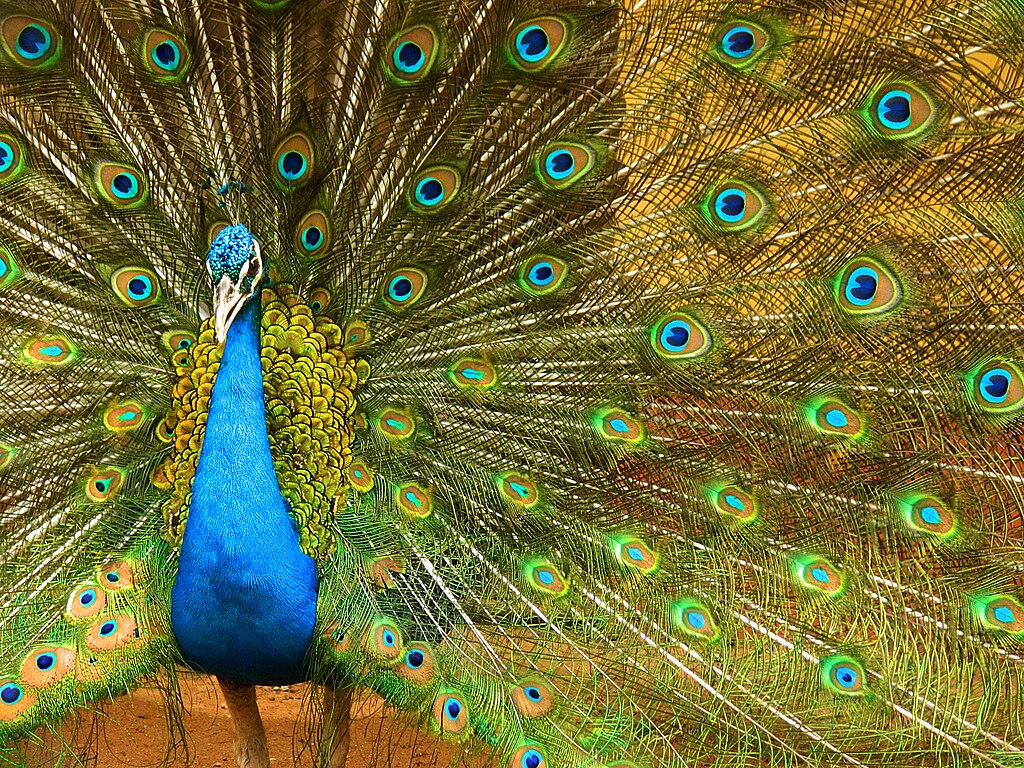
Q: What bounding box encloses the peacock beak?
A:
[214,274,249,343]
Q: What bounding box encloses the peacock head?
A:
[206,224,265,342]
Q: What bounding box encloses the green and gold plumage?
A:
[1,0,1023,766]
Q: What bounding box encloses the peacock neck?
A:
[170,293,319,686]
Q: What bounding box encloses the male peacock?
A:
[1,0,1023,766]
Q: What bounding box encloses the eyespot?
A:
[386,25,439,82]
[835,257,901,315]
[524,559,569,597]
[807,399,865,439]
[901,495,958,539]
[508,17,567,71]
[795,555,846,597]
[382,267,428,309]
[0,247,19,288]
[86,614,142,652]
[365,620,403,661]
[86,468,124,502]
[344,320,369,347]
[111,266,160,307]
[409,166,460,211]
[395,482,432,518]
[975,595,1024,635]
[650,311,711,360]
[536,142,594,189]
[98,560,137,591]
[592,408,646,446]
[143,30,188,77]
[969,360,1024,414]
[163,330,196,354]
[613,537,659,573]
[711,485,759,524]
[821,655,868,696]
[510,746,547,768]
[866,82,936,139]
[295,210,331,257]
[0,136,24,181]
[714,21,769,67]
[376,407,415,440]
[66,584,107,621]
[0,445,13,470]
[395,643,436,685]
[672,599,721,641]
[272,132,314,187]
[431,692,469,737]
[308,288,331,315]
[517,254,567,297]
[449,358,498,391]
[496,472,539,509]
[23,336,76,366]
[346,459,374,492]
[324,623,353,654]
[0,680,35,722]
[512,679,555,717]
[19,646,74,688]
[2,16,60,67]
[704,181,767,231]
[98,164,146,207]
[103,401,147,432]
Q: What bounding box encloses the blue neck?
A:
[171,296,318,686]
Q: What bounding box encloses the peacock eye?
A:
[516,254,567,296]
[705,181,767,230]
[143,30,188,77]
[650,311,711,360]
[969,360,1024,413]
[714,21,769,67]
[111,267,161,307]
[272,132,314,187]
[98,164,146,207]
[512,746,547,768]
[508,17,567,71]
[835,256,902,315]
[295,210,331,257]
[2,16,60,67]
[712,485,759,524]
[495,472,539,508]
[23,336,76,366]
[672,599,721,640]
[382,267,428,308]
[821,655,868,696]
[449,358,497,391]
[0,136,23,180]
[866,82,936,139]
[386,25,438,82]
[409,166,460,211]
[536,143,594,189]
[808,398,864,438]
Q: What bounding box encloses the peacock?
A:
[0,0,1023,766]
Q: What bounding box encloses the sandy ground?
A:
[33,673,477,768]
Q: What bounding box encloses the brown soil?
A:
[41,673,475,767]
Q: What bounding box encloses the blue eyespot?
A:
[105,571,120,583]
[811,567,830,584]
[528,261,555,286]
[524,686,542,701]
[877,89,912,130]
[152,40,180,71]
[844,266,878,305]
[16,24,51,60]
[721,25,754,58]
[0,682,23,705]
[389,276,413,301]
[521,749,543,768]
[301,226,323,251]
[979,368,1011,404]
[79,589,96,606]
[834,665,858,688]
[0,141,13,173]
[515,26,549,62]
[415,177,444,206]
[544,149,574,180]
[278,151,307,181]
[537,570,555,585]
[394,41,424,73]
[686,610,706,629]
[406,649,424,668]
[715,188,746,222]
[824,408,848,428]
[382,630,396,647]
[994,605,1015,624]
[609,418,629,433]
[99,620,118,637]
[111,172,139,199]
[444,697,461,720]
[659,319,691,351]
[35,652,55,671]
[127,275,153,300]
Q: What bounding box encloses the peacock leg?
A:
[319,685,353,768]
[218,678,271,768]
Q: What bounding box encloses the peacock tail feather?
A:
[1,0,1023,766]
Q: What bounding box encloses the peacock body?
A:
[0,0,1023,766]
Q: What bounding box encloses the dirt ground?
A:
[40,673,473,768]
